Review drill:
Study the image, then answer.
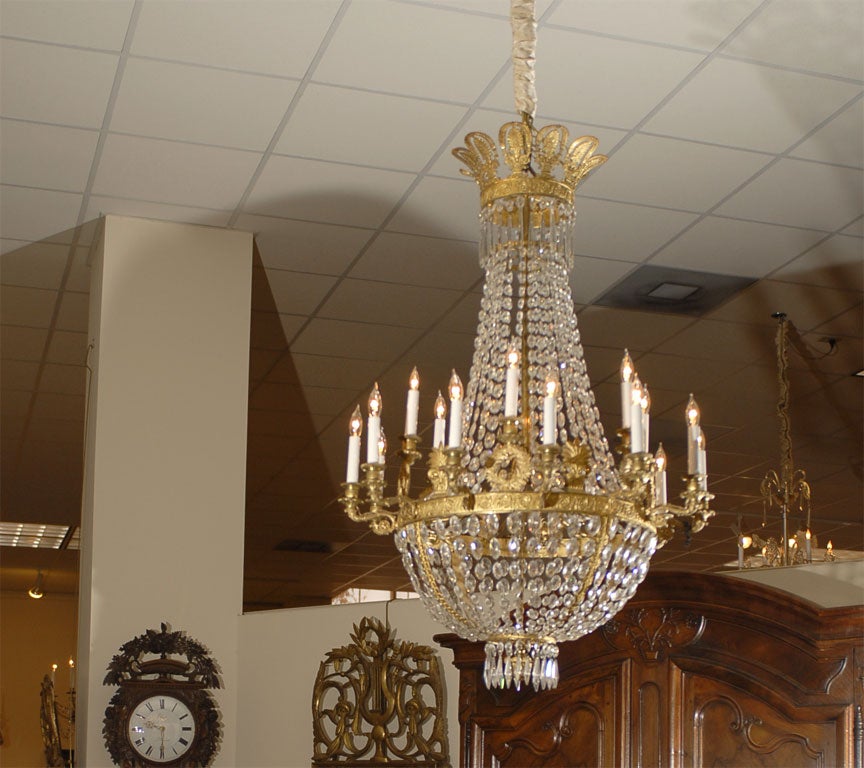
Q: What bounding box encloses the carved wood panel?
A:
[479,674,618,767]
[685,673,837,767]
[437,571,864,768]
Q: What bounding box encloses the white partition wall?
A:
[77,216,253,766]
[237,598,461,767]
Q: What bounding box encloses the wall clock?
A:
[103,623,221,767]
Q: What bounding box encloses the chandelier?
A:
[339,0,714,691]
[736,313,829,568]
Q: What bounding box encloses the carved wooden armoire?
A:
[437,571,863,767]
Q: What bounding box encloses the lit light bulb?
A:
[827,540,833,551]
[349,405,362,437]
[545,378,557,397]
[788,538,797,548]
[409,366,420,390]
[508,348,519,368]
[655,443,667,472]
[620,350,633,383]
[368,382,382,416]
[741,535,752,549]
[449,370,463,401]
[434,391,447,420]
[805,529,812,540]
[686,394,701,426]
[640,385,651,414]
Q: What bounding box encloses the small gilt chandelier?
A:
[737,313,824,568]
[340,0,714,691]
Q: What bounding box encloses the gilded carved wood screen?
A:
[312,617,450,767]
[437,571,863,768]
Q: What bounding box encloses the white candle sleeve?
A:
[629,401,643,452]
[433,418,446,448]
[505,365,519,417]
[367,415,380,464]
[448,399,462,448]
[738,541,744,569]
[687,425,700,473]
[621,381,633,428]
[346,435,361,483]
[656,471,667,505]
[405,388,419,436]
[543,393,556,445]
[642,410,650,453]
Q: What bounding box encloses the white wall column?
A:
[77,216,252,766]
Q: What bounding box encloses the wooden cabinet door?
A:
[468,665,624,767]
[682,673,845,768]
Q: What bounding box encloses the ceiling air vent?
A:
[594,265,754,316]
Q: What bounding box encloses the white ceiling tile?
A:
[45,330,87,365]
[39,363,86,395]
[842,219,864,236]
[386,176,479,242]
[715,158,864,231]
[0,0,134,50]
[651,217,826,277]
[55,290,89,332]
[317,278,462,329]
[0,238,29,255]
[483,28,704,128]
[644,58,861,153]
[290,353,383,391]
[585,134,770,211]
[791,100,864,169]
[723,1,864,80]
[0,186,82,242]
[131,0,341,77]
[707,279,862,330]
[0,119,98,192]
[245,155,413,228]
[350,232,482,290]
[653,318,771,362]
[236,213,371,275]
[278,314,306,343]
[92,134,260,209]
[576,306,694,351]
[810,303,864,341]
[572,197,698,262]
[1,359,39,390]
[547,0,762,50]
[85,196,232,228]
[568,256,634,304]
[0,285,56,328]
[430,109,628,179]
[263,269,337,315]
[772,234,863,293]
[110,59,299,151]
[64,246,93,294]
[0,241,69,290]
[1,324,48,361]
[314,1,511,103]
[0,39,117,128]
[290,318,421,361]
[436,292,482,334]
[276,84,465,172]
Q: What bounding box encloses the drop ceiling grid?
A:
[1,0,862,604]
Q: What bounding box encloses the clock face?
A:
[127,694,196,764]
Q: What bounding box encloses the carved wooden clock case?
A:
[103,624,221,767]
[438,571,864,767]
